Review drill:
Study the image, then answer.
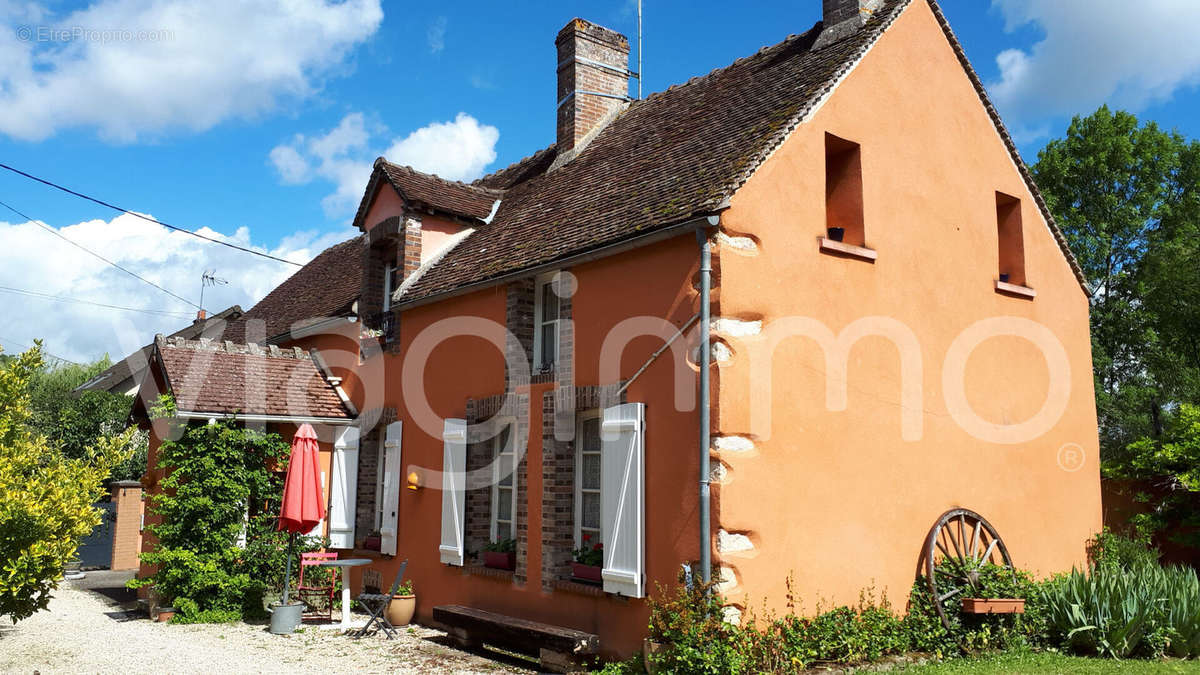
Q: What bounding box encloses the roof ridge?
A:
[471,144,556,187]
[160,335,310,360]
[378,158,503,196]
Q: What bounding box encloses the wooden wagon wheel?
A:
[922,508,1015,630]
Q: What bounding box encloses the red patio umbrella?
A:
[277,424,325,604]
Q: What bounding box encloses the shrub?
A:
[1040,563,1200,658]
[1087,528,1159,574]
[0,345,134,622]
[646,573,747,674]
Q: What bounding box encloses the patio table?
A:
[315,558,372,630]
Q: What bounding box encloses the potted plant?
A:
[826,226,846,242]
[386,579,416,626]
[362,530,382,552]
[154,606,177,623]
[571,534,603,583]
[949,559,1027,615]
[483,538,517,570]
[999,272,1011,283]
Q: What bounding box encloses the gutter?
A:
[174,411,355,426]
[395,208,730,312]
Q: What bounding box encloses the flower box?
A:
[362,535,381,552]
[484,551,516,571]
[572,562,602,583]
[961,598,1025,614]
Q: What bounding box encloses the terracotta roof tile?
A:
[223,236,363,343]
[155,337,351,419]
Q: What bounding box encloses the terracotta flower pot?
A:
[484,551,516,570]
[571,562,602,583]
[155,607,176,623]
[962,598,1025,614]
[643,638,666,674]
[387,594,416,626]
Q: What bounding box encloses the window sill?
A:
[819,237,877,262]
[995,280,1036,299]
[463,565,517,582]
[552,579,605,597]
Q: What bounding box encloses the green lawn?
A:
[901,651,1200,674]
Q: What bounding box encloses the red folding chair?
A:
[297,552,338,622]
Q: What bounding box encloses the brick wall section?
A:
[555,19,630,153]
[540,383,623,590]
[355,427,380,541]
[505,279,535,390]
[110,480,143,571]
[465,393,530,583]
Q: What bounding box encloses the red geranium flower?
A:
[582,533,592,542]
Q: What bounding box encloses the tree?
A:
[26,357,146,481]
[0,344,134,622]
[1034,106,1200,461]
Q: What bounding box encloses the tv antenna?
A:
[199,270,228,315]
[638,0,643,99]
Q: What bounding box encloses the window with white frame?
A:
[533,272,561,372]
[372,440,387,531]
[382,263,401,312]
[490,424,517,542]
[575,410,602,547]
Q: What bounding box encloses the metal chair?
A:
[297,551,338,622]
[352,560,408,639]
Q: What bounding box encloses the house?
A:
[77,305,244,395]
[135,0,1101,661]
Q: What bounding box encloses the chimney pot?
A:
[556,18,630,154]
[195,309,207,322]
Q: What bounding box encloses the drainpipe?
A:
[697,215,718,585]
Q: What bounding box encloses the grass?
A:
[901,650,1200,673]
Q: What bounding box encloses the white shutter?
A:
[439,418,467,566]
[380,421,403,556]
[328,426,360,549]
[601,402,646,597]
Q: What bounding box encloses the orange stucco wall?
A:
[712,0,1101,618]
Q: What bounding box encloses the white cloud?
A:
[988,0,1200,128]
[0,213,353,362]
[0,0,383,142]
[383,113,499,182]
[270,111,500,217]
[427,16,446,53]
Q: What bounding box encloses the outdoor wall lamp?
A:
[407,471,421,490]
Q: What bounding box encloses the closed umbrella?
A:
[277,424,325,605]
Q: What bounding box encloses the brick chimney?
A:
[555,18,630,155]
[816,0,884,48]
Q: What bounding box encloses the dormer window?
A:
[533,271,562,372]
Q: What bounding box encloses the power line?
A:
[0,197,201,309]
[0,335,81,366]
[0,285,193,319]
[0,162,303,267]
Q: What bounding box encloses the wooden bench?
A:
[433,604,600,673]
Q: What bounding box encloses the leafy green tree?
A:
[0,344,134,622]
[1034,107,1200,459]
[20,357,146,481]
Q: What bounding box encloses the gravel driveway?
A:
[0,573,532,674]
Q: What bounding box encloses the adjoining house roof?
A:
[223,236,363,343]
[351,160,502,231]
[154,336,352,419]
[378,0,1085,306]
[77,305,244,393]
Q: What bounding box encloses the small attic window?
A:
[995,192,1028,290]
[825,133,865,247]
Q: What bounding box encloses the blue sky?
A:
[2,0,1199,361]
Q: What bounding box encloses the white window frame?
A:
[574,409,602,548]
[489,422,517,542]
[532,271,561,372]
[382,263,396,312]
